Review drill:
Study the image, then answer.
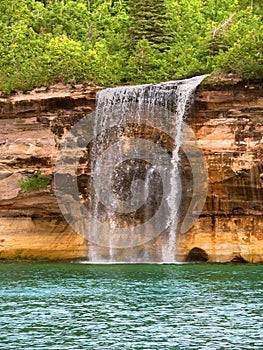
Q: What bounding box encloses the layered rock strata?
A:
[181,78,263,262]
[0,79,262,262]
[0,84,99,260]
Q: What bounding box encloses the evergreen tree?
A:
[127,0,172,52]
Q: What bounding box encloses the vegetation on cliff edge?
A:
[19,173,51,192]
[0,0,262,94]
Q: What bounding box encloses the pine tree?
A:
[128,0,172,52]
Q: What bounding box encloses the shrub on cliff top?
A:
[0,0,262,94]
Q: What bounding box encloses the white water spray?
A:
[87,75,207,262]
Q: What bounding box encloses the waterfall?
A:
[85,75,206,262]
[162,77,207,262]
[55,75,207,263]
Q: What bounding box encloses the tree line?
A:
[0,0,262,94]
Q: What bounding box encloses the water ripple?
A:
[0,263,262,349]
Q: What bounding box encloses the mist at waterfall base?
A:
[1,262,262,350]
[55,75,208,262]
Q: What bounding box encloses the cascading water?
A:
[162,77,207,262]
[86,75,207,262]
[55,75,207,263]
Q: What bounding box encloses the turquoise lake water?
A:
[0,263,262,349]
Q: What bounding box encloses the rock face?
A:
[182,79,263,263]
[0,79,262,262]
[0,84,98,260]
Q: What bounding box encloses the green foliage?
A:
[0,0,262,94]
[212,10,263,78]
[19,173,51,193]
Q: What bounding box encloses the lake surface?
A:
[0,262,262,349]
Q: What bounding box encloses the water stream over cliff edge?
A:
[74,75,207,262]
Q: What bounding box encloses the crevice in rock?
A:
[231,254,248,263]
[186,247,209,262]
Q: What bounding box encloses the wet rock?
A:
[0,81,262,262]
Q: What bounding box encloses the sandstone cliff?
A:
[0,84,98,260]
[0,79,262,262]
[182,78,263,263]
